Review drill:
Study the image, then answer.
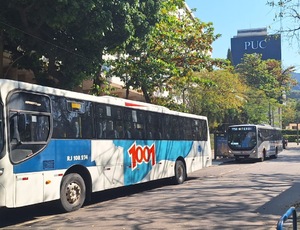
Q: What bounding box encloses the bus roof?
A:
[228,124,281,130]
[0,79,207,120]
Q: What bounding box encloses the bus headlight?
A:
[0,168,3,176]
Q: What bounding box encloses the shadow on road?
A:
[0,178,177,228]
[257,182,300,216]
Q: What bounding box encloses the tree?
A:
[184,69,247,129]
[240,89,271,124]
[235,54,276,92]
[267,0,300,48]
[235,53,295,99]
[108,0,221,103]
[282,99,297,127]
[235,53,296,125]
[0,0,161,89]
[226,48,233,66]
[264,59,297,102]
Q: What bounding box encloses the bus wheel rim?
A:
[66,182,81,204]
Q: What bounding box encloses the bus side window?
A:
[96,105,121,140]
[131,110,145,139]
[154,114,162,139]
[170,116,179,140]
[10,113,50,144]
[112,107,123,139]
[183,118,192,140]
[105,120,119,138]
[96,106,105,139]
[193,119,200,140]
[201,120,208,141]
[80,102,93,138]
[146,113,161,140]
[124,122,132,139]
[124,109,133,140]
[64,116,78,138]
[163,115,171,139]
[146,113,153,139]
[67,101,93,139]
[10,114,21,144]
[8,98,51,163]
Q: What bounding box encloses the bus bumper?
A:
[234,154,250,161]
[231,150,257,161]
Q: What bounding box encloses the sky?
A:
[185,0,300,72]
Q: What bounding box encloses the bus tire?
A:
[174,160,186,184]
[235,157,241,163]
[60,173,86,212]
[260,151,266,162]
[273,148,278,159]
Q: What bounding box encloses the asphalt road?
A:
[1,143,300,229]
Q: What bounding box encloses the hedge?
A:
[282,129,299,142]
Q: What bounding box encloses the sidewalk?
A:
[285,141,300,149]
[212,142,300,230]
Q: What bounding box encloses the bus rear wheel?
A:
[60,173,86,212]
[260,151,266,162]
[273,148,278,159]
[174,160,186,184]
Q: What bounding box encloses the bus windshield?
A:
[228,126,257,150]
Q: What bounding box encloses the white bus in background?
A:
[0,79,212,212]
[227,124,283,162]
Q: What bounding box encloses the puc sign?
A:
[244,40,267,50]
[231,34,281,65]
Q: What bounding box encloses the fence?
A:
[277,207,297,230]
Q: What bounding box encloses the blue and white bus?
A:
[0,79,212,212]
[227,124,283,162]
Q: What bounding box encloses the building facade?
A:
[231,28,281,66]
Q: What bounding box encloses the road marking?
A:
[11,214,57,227]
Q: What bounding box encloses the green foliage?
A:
[236,54,276,94]
[283,129,298,135]
[1,0,161,89]
[234,53,296,125]
[241,89,270,124]
[183,69,247,129]
[226,48,233,66]
[282,129,300,142]
[90,78,117,96]
[108,0,221,103]
[282,99,296,127]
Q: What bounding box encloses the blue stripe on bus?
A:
[13,139,193,186]
[13,140,94,174]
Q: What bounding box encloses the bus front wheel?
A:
[174,160,186,184]
[60,173,86,212]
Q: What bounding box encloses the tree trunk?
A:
[125,85,130,99]
[141,85,151,103]
[0,29,3,79]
